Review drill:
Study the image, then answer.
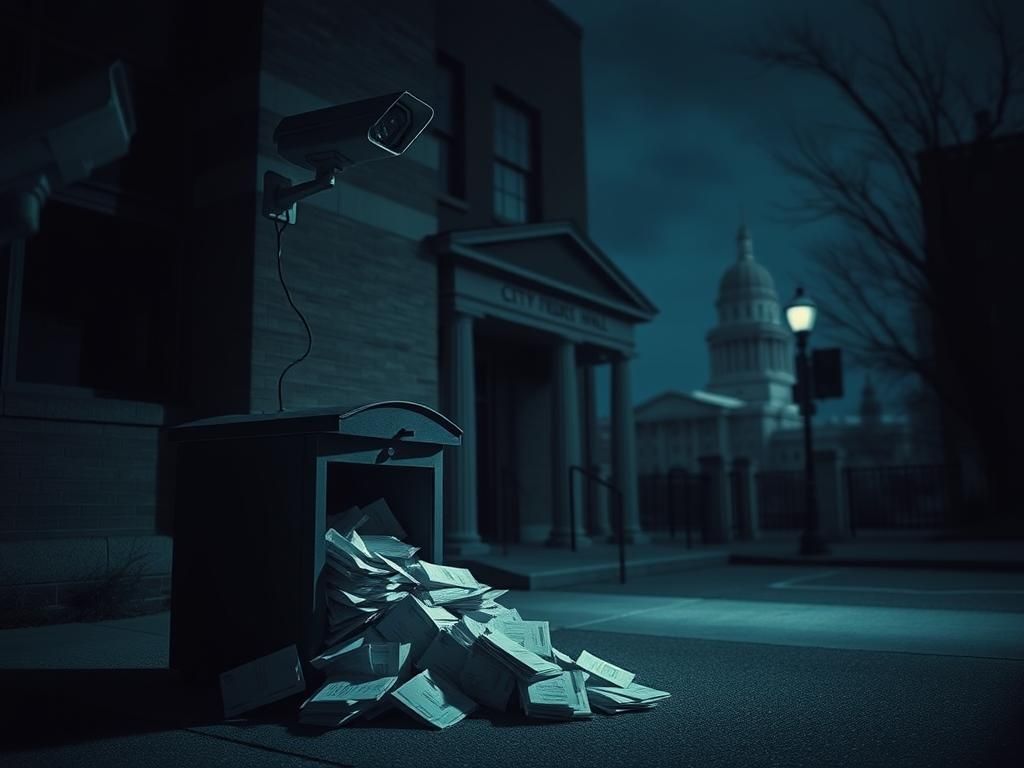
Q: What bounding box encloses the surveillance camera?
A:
[274,91,434,173]
[262,90,433,222]
[0,60,136,245]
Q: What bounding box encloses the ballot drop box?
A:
[167,401,461,683]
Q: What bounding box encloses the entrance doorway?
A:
[474,321,554,548]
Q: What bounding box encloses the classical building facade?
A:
[636,226,800,475]
[0,0,655,610]
[635,227,911,477]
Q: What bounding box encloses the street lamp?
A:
[785,287,829,556]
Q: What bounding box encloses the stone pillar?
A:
[549,340,590,547]
[581,364,607,538]
[732,457,760,540]
[611,354,648,543]
[443,312,488,557]
[698,454,733,543]
[815,448,849,540]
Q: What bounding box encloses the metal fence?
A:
[755,470,805,529]
[638,469,708,543]
[641,463,955,536]
[845,464,951,531]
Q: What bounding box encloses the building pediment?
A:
[431,221,658,322]
[635,390,742,422]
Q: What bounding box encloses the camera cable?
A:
[274,219,313,411]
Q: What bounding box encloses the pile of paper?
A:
[298,498,670,730]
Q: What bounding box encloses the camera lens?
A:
[373,104,411,148]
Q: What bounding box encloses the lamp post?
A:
[785,287,829,556]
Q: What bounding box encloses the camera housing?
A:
[0,60,136,244]
[274,91,434,172]
[263,91,434,222]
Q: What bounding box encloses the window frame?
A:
[434,53,466,204]
[492,90,540,225]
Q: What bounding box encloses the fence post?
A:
[698,455,732,543]
[846,467,857,538]
[815,448,849,540]
[732,457,759,540]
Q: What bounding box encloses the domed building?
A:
[706,226,795,405]
[634,226,800,477]
[632,225,916,539]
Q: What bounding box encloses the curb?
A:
[728,553,1024,573]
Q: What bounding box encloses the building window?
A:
[434,56,464,199]
[493,94,537,223]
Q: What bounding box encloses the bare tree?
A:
[746,0,1024,524]
[747,0,1022,407]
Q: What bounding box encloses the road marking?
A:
[770,570,1024,595]
[565,602,681,630]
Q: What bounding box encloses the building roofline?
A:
[534,0,583,38]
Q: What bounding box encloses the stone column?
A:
[549,340,590,547]
[581,364,607,538]
[815,448,849,540]
[699,454,733,543]
[443,312,488,557]
[611,354,649,543]
[732,457,760,540]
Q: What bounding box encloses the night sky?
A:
[551,0,1017,419]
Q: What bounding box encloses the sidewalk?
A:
[452,541,728,589]
[728,531,1024,571]
[453,532,1024,590]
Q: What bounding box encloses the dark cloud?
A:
[550,0,1024,414]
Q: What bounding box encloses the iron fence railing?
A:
[638,469,707,546]
[846,464,950,532]
[569,465,626,584]
[755,470,805,529]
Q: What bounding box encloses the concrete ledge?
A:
[453,546,728,590]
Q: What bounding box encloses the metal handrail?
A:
[569,464,626,584]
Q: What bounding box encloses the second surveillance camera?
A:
[274,91,434,173]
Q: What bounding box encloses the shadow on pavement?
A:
[0,668,226,748]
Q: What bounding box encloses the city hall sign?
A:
[449,265,632,350]
[500,284,609,332]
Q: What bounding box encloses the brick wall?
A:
[249,204,439,412]
[436,0,587,232]
[0,415,162,537]
[253,0,441,412]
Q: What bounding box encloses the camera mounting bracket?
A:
[261,167,337,224]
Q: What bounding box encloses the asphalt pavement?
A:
[2,562,1023,766]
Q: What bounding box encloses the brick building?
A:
[917,130,1024,527]
[0,0,656,610]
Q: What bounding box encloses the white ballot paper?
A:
[576,650,635,688]
[488,618,552,659]
[459,642,517,711]
[414,561,481,589]
[375,594,453,662]
[520,670,593,720]
[390,669,478,729]
[479,629,562,682]
[220,645,306,719]
[322,642,411,681]
[302,677,398,710]
[416,629,470,681]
